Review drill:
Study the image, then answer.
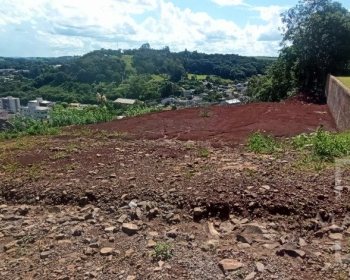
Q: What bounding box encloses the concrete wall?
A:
[326,75,350,131]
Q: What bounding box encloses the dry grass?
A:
[338,77,350,89]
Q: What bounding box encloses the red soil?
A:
[91,101,336,145]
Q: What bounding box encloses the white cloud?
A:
[0,0,286,57]
[211,0,245,6]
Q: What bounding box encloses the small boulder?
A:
[122,223,139,235]
[100,247,114,256]
[219,259,244,272]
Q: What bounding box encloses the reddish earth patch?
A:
[90,101,336,144]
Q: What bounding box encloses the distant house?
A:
[183,89,195,98]
[0,96,21,113]
[222,99,241,106]
[21,97,54,119]
[113,98,140,105]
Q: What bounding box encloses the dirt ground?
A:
[1,127,350,279]
[90,101,336,145]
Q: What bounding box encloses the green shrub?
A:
[152,242,172,261]
[123,105,161,117]
[293,128,350,161]
[198,147,210,158]
[247,132,278,154]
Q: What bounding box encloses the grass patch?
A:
[198,147,210,158]
[123,105,162,117]
[292,128,350,161]
[247,128,350,170]
[338,76,350,89]
[247,132,280,154]
[152,242,173,261]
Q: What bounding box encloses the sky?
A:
[0,0,349,57]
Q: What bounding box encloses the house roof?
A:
[225,99,241,105]
[113,98,137,105]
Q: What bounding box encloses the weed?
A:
[152,242,173,261]
[2,162,21,174]
[26,164,43,180]
[50,151,69,160]
[292,128,350,161]
[247,132,279,154]
[198,147,210,158]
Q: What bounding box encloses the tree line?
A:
[0,47,272,104]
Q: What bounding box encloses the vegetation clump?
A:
[247,0,350,102]
[247,132,279,154]
[152,242,173,261]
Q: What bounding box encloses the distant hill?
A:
[0,48,273,104]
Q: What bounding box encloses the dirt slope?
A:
[1,134,350,280]
[90,101,336,144]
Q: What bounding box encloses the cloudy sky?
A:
[0,0,349,57]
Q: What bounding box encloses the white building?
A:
[113,98,139,105]
[0,96,21,113]
[21,98,53,119]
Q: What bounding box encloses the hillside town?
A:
[0,80,248,122]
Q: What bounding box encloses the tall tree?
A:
[281,0,350,97]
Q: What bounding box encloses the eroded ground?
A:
[0,131,350,280]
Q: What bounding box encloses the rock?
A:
[147,240,157,248]
[245,272,257,280]
[2,215,22,221]
[193,207,206,219]
[71,227,83,237]
[237,234,252,244]
[166,229,178,239]
[276,245,306,258]
[331,243,342,252]
[104,226,116,233]
[208,222,220,238]
[122,223,139,235]
[40,251,52,259]
[84,248,96,256]
[219,259,244,272]
[323,224,343,233]
[125,249,134,258]
[341,254,350,264]
[201,240,219,252]
[55,234,66,240]
[16,206,29,216]
[261,185,271,191]
[219,221,234,233]
[128,201,138,209]
[242,223,264,235]
[4,241,18,251]
[126,276,136,280]
[329,233,343,240]
[255,262,265,273]
[100,247,114,256]
[237,243,251,249]
[170,214,181,223]
[117,214,128,224]
[298,238,307,247]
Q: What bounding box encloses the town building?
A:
[113,98,140,105]
[0,96,21,113]
[21,98,53,119]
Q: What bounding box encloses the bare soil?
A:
[89,101,336,145]
[1,126,350,279]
